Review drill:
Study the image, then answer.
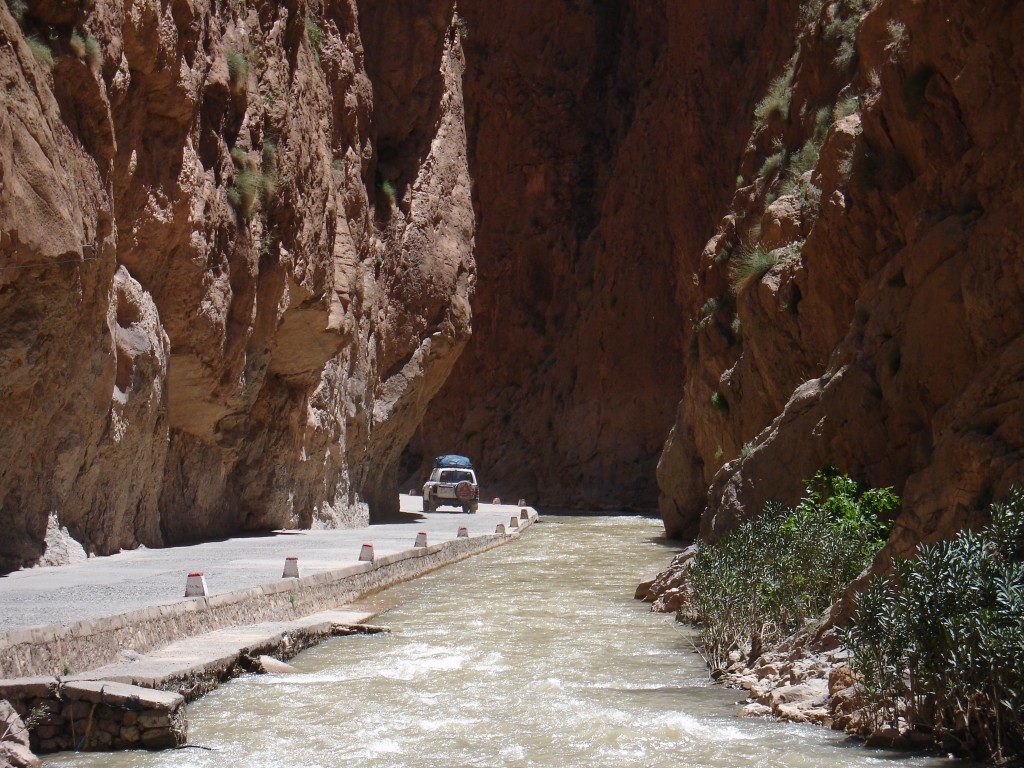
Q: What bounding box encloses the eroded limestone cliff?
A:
[0,0,474,573]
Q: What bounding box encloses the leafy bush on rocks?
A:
[688,468,897,669]
[843,488,1024,763]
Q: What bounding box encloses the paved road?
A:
[0,496,530,633]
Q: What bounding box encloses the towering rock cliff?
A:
[657,0,1024,556]
[413,0,802,510]
[0,0,474,574]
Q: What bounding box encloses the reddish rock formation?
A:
[413,0,801,509]
[658,0,1024,551]
[0,0,474,573]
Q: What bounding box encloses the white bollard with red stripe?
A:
[359,543,375,561]
[457,526,469,538]
[415,531,428,548]
[185,572,208,597]
[282,557,300,578]
[495,523,506,534]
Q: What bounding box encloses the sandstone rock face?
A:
[414,0,803,509]
[657,0,1024,550]
[0,0,474,573]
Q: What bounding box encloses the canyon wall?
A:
[0,0,474,574]
[413,0,801,510]
[658,0,1024,552]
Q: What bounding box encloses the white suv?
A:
[423,467,480,514]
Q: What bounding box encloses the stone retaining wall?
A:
[0,679,185,753]
[0,524,530,680]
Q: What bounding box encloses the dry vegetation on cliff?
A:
[0,0,476,573]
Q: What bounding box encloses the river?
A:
[47,514,962,767]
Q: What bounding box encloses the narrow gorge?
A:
[1,0,1022,759]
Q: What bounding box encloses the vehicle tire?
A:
[462,505,471,514]
[424,498,437,513]
[470,502,478,514]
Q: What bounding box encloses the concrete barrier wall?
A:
[0,522,532,680]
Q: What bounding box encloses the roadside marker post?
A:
[415,531,428,548]
[185,572,208,597]
[518,498,526,506]
[509,516,520,529]
[492,497,501,504]
[359,543,375,561]
[282,557,300,578]
[495,523,506,534]
[520,508,529,520]
[457,526,469,538]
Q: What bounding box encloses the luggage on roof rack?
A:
[434,454,473,469]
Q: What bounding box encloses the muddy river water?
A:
[48,515,962,768]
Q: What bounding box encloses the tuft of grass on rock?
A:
[378,178,397,208]
[305,15,323,63]
[730,245,779,293]
[226,49,249,95]
[26,35,53,70]
[754,67,794,127]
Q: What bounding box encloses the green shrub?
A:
[454,13,469,40]
[843,488,1024,762]
[26,35,53,69]
[689,468,897,669]
[226,49,249,94]
[730,245,778,293]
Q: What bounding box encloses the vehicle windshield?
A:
[441,470,474,483]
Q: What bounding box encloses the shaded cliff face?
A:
[658,0,1024,552]
[413,0,800,510]
[0,0,474,573]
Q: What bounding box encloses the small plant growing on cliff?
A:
[8,0,27,24]
[843,488,1024,762]
[69,28,101,71]
[753,67,794,127]
[693,296,721,331]
[226,48,249,95]
[710,390,729,414]
[454,13,469,40]
[378,178,397,208]
[729,245,778,293]
[305,15,323,64]
[26,35,53,69]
